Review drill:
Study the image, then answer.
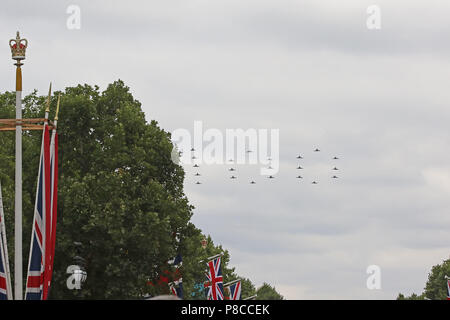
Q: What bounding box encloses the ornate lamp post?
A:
[9,31,27,300]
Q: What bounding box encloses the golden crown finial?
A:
[9,31,28,61]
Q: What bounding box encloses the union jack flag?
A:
[226,281,242,300]
[204,257,224,300]
[0,242,7,300]
[147,254,183,297]
[169,279,183,299]
[168,254,183,299]
[42,128,58,300]
[0,185,12,300]
[25,121,51,300]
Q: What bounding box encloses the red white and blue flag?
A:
[0,245,8,300]
[25,106,59,301]
[169,279,183,299]
[227,281,242,300]
[0,184,12,300]
[168,254,183,299]
[204,257,224,300]
[25,120,51,300]
[42,127,58,300]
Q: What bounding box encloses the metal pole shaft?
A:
[15,64,23,300]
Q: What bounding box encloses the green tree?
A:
[256,282,284,300]
[0,81,280,300]
[397,258,450,300]
[52,81,200,299]
[396,293,425,300]
[0,81,198,299]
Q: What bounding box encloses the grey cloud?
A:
[1,0,450,299]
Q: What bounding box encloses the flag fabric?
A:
[147,270,170,289]
[169,279,183,299]
[42,130,58,299]
[25,122,51,300]
[204,256,224,300]
[168,254,183,299]
[147,254,183,298]
[172,254,182,267]
[447,278,450,300]
[227,281,242,300]
[0,239,8,300]
[0,184,12,300]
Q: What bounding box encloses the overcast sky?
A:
[1,0,450,299]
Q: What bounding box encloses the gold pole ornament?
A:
[9,31,28,62]
[55,94,61,122]
[9,32,28,92]
[45,83,52,114]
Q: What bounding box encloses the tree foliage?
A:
[256,282,284,300]
[0,81,283,300]
[397,258,450,300]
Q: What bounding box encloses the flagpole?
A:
[223,279,242,287]
[42,87,53,300]
[14,63,23,301]
[199,253,224,264]
[10,31,28,300]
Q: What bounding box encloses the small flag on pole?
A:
[168,254,183,299]
[204,256,224,300]
[42,96,59,300]
[25,112,51,300]
[169,279,183,299]
[225,280,242,300]
[0,183,12,300]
